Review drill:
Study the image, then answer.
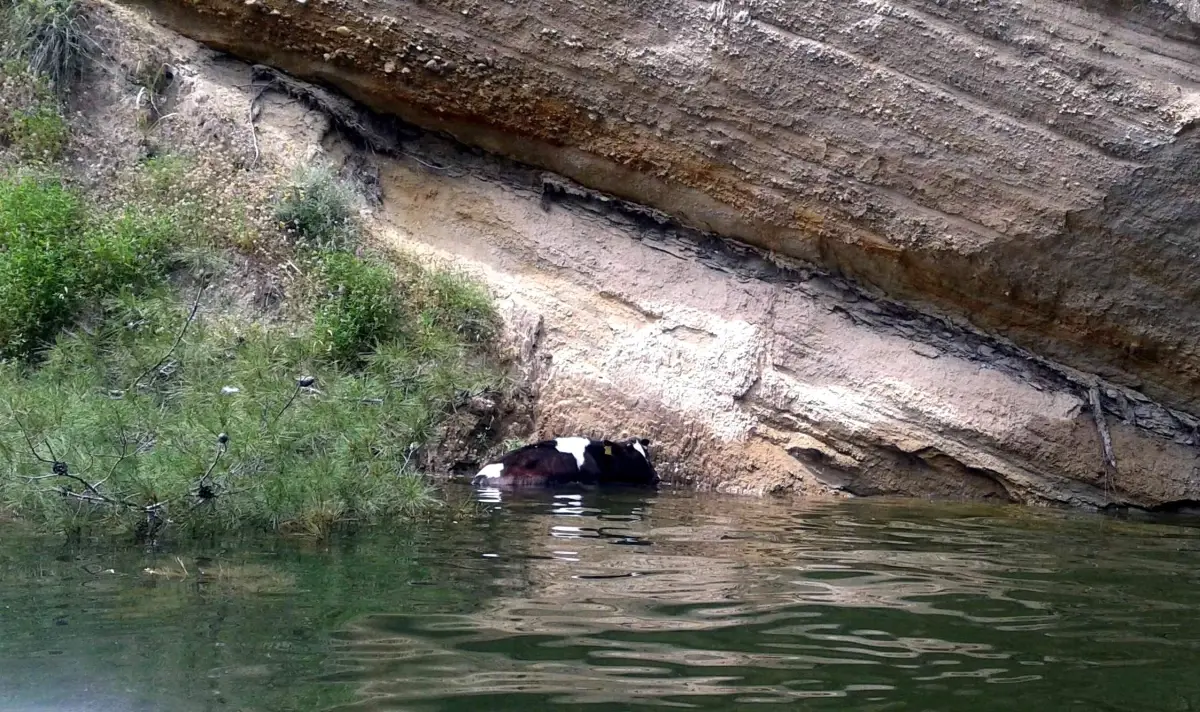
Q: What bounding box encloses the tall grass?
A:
[0,0,90,95]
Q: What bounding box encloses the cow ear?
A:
[638,438,651,447]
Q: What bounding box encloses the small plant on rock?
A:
[275,163,361,252]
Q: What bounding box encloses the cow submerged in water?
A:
[472,437,660,489]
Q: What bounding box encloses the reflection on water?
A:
[4,489,1200,711]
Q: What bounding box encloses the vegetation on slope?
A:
[0,2,504,542]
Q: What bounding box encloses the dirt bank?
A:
[65,0,1200,509]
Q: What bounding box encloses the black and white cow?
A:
[472,437,659,489]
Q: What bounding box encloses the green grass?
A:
[392,255,499,345]
[122,154,261,261]
[5,97,67,158]
[0,0,88,159]
[0,160,504,542]
[0,64,69,159]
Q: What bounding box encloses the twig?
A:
[272,386,303,427]
[247,85,268,168]
[107,430,131,471]
[131,278,207,391]
[55,489,110,504]
[15,413,55,465]
[149,112,178,131]
[270,377,315,427]
[11,406,135,505]
[199,433,229,486]
[402,152,460,175]
[39,465,134,508]
[1088,384,1118,497]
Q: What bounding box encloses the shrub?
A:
[313,251,402,364]
[275,164,360,252]
[0,174,174,359]
[0,289,495,540]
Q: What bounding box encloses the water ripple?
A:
[308,495,1200,710]
[5,494,1200,710]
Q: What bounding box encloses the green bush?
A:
[0,288,498,540]
[314,251,401,364]
[275,164,360,252]
[0,174,174,359]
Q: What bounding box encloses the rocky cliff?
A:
[114,0,1200,506]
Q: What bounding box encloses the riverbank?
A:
[6,0,1198,516]
[0,0,512,541]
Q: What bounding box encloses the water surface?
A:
[3,490,1200,711]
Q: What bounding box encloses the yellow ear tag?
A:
[604,445,613,456]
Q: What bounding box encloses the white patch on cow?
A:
[554,437,590,468]
[476,463,504,479]
[632,441,648,460]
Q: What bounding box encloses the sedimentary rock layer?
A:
[129,0,1200,419]
[356,121,1200,509]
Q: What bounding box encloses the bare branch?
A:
[12,410,54,465]
[131,278,207,391]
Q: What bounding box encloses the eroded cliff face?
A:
[90,0,1200,507]
[353,121,1200,508]
[126,0,1200,417]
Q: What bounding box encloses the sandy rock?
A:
[359,127,1200,509]
[128,0,1200,420]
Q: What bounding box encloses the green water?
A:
[3,489,1200,711]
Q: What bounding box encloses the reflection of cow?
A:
[472,437,659,488]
